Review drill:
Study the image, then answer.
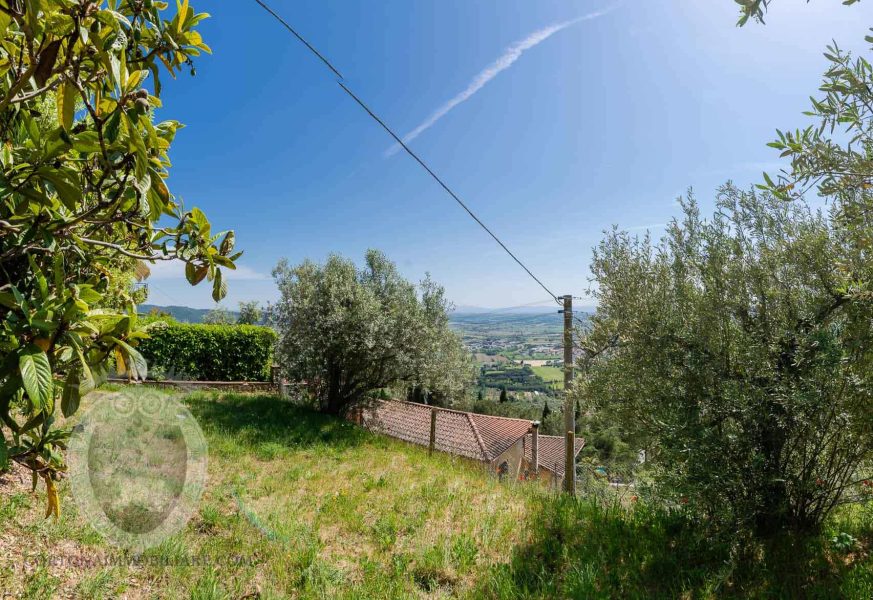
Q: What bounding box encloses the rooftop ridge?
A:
[465,412,492,461]
[376,398,536,426]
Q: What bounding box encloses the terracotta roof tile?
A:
[357,400,587,480]
[358,400,540,463]
[435,409,486,460]
[524,434,585,478]
[469,413,537,461]
[360,400,487,461]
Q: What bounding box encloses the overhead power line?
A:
[337,82,560,301]
[252,0,561,303]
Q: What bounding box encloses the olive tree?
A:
[202,303,233,325]
[271,250,475,415]
[236,300,261,325]
[0,0,238,516]
[577,186,873,535]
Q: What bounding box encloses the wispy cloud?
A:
[385,6,617,156]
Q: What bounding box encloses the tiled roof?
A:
[469,413,538,461]
[359,400,538,463]
[435,406,488,460]
[524,434,585,478]
[360,400,485,461]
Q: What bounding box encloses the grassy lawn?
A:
[531,366,563,390]
[0,388,535,599]
[1,388,871,598]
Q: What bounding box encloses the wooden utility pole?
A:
[561,294,576,494]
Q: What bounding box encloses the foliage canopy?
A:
[734,0,861,26]
[137,322,276,382]
[202,303,233,325]
[577,186,873,534]
[236,300,262,325]
[271,250,475,414]
[0,0,236,512]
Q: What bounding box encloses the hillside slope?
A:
[1,389,869,599]
[0,389,535,599]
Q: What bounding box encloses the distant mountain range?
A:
[139,304,238,323]
[454,303,595,316]
[138,303,590,326]
[452,305,560,315]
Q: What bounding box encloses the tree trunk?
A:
[324,362,343,414]
[755,400,790,536]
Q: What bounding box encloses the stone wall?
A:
[107,378,280,394]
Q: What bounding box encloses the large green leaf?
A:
[0,11,10,37]
[57,81,76,131]
[219,231,235,255]
[110,337,148,381]
[104,110,122,143]
[189,207,211,239]
[185,261,208,285]
[38,168,80,211]
[212,268,227,302]
[61,372,81,418]
[125,113,149,179]
[19,345,53,413]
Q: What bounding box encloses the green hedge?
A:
[137,323,277,382]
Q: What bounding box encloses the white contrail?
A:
[385,6,616,156]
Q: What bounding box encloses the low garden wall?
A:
[107,378,280,394]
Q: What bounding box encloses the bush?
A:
[579,188,873,535]
[137,323,277,382]
[271,250,475,414]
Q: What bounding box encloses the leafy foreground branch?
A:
[0,0,237,516]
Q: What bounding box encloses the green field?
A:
[480,364,557,395]
[532,366,564,389]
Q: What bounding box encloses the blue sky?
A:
[146,0,872,310]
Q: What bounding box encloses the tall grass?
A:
[2,389,870,598]
[479,496,873,599]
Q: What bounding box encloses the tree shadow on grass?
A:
[479,496,872,599]
[183,393,370,452]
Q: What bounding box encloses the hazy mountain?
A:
[453,305,562,315]
[138,304,239,323]
[139,303,588,327]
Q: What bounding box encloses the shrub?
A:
[271,250,475,414]
[579,187,873,536]
[137,323,276,382]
